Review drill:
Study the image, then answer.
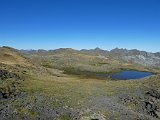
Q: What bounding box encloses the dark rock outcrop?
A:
[0,70,21,81]
[146,89,160,99]
[144,89,160,118]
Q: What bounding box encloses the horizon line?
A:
[1,45,159,53]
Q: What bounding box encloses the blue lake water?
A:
[98,70,154,80]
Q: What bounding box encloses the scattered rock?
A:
[0,70,22,81]
[146,89,160,99]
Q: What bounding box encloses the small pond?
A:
[98,70,154,80]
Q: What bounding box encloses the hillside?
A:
[0,46,160,120]
[0,46,29,65]
[22,47,160,67]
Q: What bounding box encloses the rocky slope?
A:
[21,47,160,67]
[109,48,160,67]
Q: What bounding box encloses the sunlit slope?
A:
[0,46,28,65]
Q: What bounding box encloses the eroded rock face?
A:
[146,89,160,99]
[118,89,160,119]
[108,48,160,67]
[144,89,160,118]
[145,101,158,118]
[0,70,21,81]
[0,70,23,99]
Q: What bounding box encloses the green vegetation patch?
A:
[63,67,112,80]
[58,114,72,120]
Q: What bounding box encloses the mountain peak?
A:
[94,47,102,51]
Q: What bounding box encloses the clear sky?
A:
[0,0,160,52]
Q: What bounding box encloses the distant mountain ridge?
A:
[4,46,160,67]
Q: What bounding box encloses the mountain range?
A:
[21,47,160,67]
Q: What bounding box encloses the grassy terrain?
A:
[0,46,160,120]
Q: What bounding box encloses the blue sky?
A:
[0,0,160,52]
